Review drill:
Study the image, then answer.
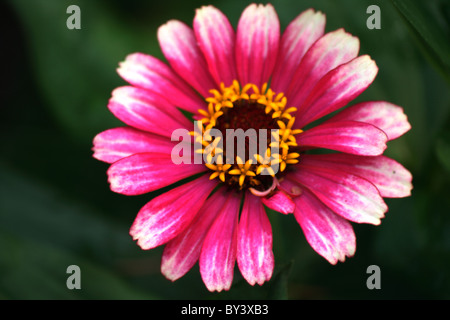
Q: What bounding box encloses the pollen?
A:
[228,157,256,187]
[205,154,231,182]
[190,80,302,193]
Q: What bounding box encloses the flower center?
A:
[191,80,303,195]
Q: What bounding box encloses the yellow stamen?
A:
[228,157,256,186]
[205,155,232,182]
[273,148,300,172]
[199,136,223,156]
[198,103,224,126]
[255,148,276,177]
[193,80,303,190]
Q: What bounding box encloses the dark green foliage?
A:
[1,0,449,299]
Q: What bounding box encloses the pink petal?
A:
[108,86,192,137]
[194,6,237,87]
[158,20,217,97]
[200,191,241,292]
[271,8,326,93]
[324,101,411,140]
[278,178,304,198]
[117,53,206,113]
[237,192,274,286]
[301,154,413,198]
[286,29,360,109]
[92,127,177,164]
[236,4,280,87]
[261,190,295,214]
[293,188,356,264]
[290,164,388,225]
[129,175,216,250]
[295,55,378,128]
[297,120,388,156]
[107,153,206,195]
[161,188,229,281]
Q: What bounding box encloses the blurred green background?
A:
[1,0,449,299]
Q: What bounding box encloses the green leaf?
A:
[8,0,161,141]
[0,233,154,300]
[436,136,450,174]
[0,162,156,299]
[267,261,293,300]
[390,0,450,83]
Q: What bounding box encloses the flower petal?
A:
[108,86,192,137]
[301,154,413,198]
[293,188,356,264]
[92,127,176,164]
[271,8,326,93]
[200,191,241,292]
[237,192,274,286]
[278,178,304,198]
[297,120,387,156]
[161,188,229,281]
[130,175,216,250]
[324,101,411,141]
[261,190,295,214]
[194,6,237,87]
[117,53,206,113]
[295,55,378,128]
[286,29,360,109]
[290,164,388,225]
[236,4,280,87]
[107,153,206,195]
[158,20,216,97]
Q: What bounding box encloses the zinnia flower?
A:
[93,3,412,292]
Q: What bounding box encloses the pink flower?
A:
[93,4,412,292]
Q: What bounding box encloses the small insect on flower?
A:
[93,3,412,292]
